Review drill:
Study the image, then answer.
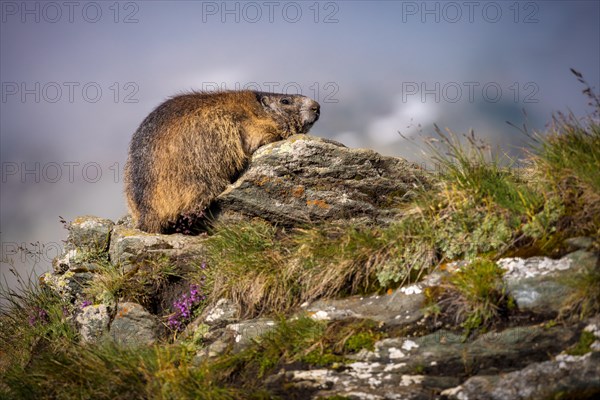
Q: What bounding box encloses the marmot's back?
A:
[124,90,320,233]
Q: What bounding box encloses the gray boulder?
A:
[499,250,598,315]
[108,224,207,272]
[67,215,114,254]
[204,298,241,327]
[216,135,431,226]
[304,282,432,328]
[109,302,163,346]
[41,269,94,304]
[76,303,112,342]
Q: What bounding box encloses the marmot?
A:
[124,90,320,233]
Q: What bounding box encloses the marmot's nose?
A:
[311,101,320,118]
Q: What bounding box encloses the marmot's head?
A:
[256,92,320,137]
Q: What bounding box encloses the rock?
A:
[41,270,94,303]
[499,250,598,315]
[564,236,595,252]
[586,316,600,352]
[109,302,163,346]
[184,298,241,358]
[50,217,111,275]
[216,135,431,226]
[278,324,579,398]
[68,216,114,253]
[304,283,427,328]
[76,303,111,342]
[202,337,230,359]
[51,246,105,274]
[349,323,577,374]
[443,352,600,400]
[108,224,207,272]
[193,318,277,360]
[194,328,233,360]
[227,318,277,350]
[204,298,240,327]
[275,368,432,400]
[45,216,114,303]
[52,247,79,273]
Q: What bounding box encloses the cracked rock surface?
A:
[216,135,432,226]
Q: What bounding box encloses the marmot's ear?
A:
[257,93,270,108]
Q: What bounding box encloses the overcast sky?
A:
[1,1,599,283]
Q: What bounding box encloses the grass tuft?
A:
[560,258,600,320]
[1,267,78,376]
[2,341,247,400]
[436,258,512,337]
[203,219,295,316]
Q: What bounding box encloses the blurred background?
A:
[1,1,599,284]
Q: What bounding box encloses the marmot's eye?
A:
[280,98,291,105]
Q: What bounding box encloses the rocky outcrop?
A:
[274,324,581,399]
[216,135,431,226]
[41,135,600,397]
[304,273,444,329]
[443,318,600,399]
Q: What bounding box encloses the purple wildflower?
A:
[81,300,92,309]
[28,306,49,326]
[167,281,206,332]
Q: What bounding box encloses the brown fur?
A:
[124,90,320,233]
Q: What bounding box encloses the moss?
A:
[345,331,378,353]
[566,330,596,356]
[302,350,344,367]
[413,364,425,374]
